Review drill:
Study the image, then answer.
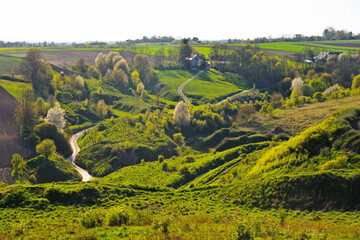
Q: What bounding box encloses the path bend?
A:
[177,70,204,105]
[68,127,95,182]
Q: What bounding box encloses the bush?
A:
[185,156,195,162]
[34,122,58,139]
[352,74,360,90]
[162,161,169,171]
[55,91,73,104]
[320,156,348,171]
[0,188,29,207]
[27,131,40,146]
[81,210,106,228]
[108,208,130,226]
[313,92,326,102]
[235,222,253,240]
[158,155,164,163]
[179,166,189,175]
[153,219,171,235]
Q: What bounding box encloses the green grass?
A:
[0,56,23,74]
[198,40,360,55]
[155,69,248,103]
[0,79,31,101]
[183,69,247,101]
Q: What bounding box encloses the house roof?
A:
[186,54,199,61]
[316,52,329,60]
[316,52,342,60]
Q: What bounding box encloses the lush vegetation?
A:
[1,35,360,239]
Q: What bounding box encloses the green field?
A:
[0,79,31,101]
[184,69,247,99]
[155,69,248,103]
[0,56,23,74]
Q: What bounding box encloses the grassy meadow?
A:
[155,69,248,104]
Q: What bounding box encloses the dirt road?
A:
[216,89,250,105]
[177,70,204,105]
[68,127,94,182]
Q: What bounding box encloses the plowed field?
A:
[0,86,34,183]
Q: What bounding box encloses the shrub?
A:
[36,139,56,160]
[34,122,58,139]
[87,66,101,79]
[179,166,189,175]
[173,133,185,146]
[235,222,253,240]
[55,91,73,104]
[313,92,326,102]
[320,155,348,171]
[185,156,195,162]
[158,155,164,163]
[301,84,314,97]
[352,74,360,90]
[154,219,171,235]
[237,104,255,122]
[27,131,40,146]
[81,210,106,228]
[162,161,169,171]
[108,208,130,226]
[0,188,29,207]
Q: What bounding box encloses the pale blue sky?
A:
[1,0,360,42]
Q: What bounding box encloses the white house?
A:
[186,54,201,67]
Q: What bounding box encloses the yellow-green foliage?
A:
[320,155,348,171]
[247,119,332,178]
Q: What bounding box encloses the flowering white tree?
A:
[45,103,66,131]
[290,77,303,90]
[173,101,190,126]
[291,77,304,96]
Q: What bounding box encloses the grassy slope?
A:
[260,95,360,134]
[0,79,31,101]
[0,102,360,239]
[184,69,247,99]
[156,69,247,103]
[1,182,359,239]
[26,155,82,183]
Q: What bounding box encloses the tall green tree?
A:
[11,154,27,179]
[178,39,193,67]
[36,139,56,160]
[134,54,151,83]
[15,89,38,132]
[21,48,53,94]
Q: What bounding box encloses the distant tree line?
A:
[226,27,360,44]
[0,41,57,48]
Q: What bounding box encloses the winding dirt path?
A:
[177,70,204,105]
[216,89,250,105]
[68,127,95,182]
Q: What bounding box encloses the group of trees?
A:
[210,44,293,89]
[226,27,360,44]
[21,49,54,95]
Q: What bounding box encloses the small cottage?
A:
[315,52,342,64]
[186,54,201,67]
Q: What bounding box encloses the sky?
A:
[1,0,360,42]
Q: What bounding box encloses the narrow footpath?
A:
[177,70,204,105]
[68,127,94,182]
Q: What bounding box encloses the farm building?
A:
[186,54,201,67]
[315,52,342,64]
